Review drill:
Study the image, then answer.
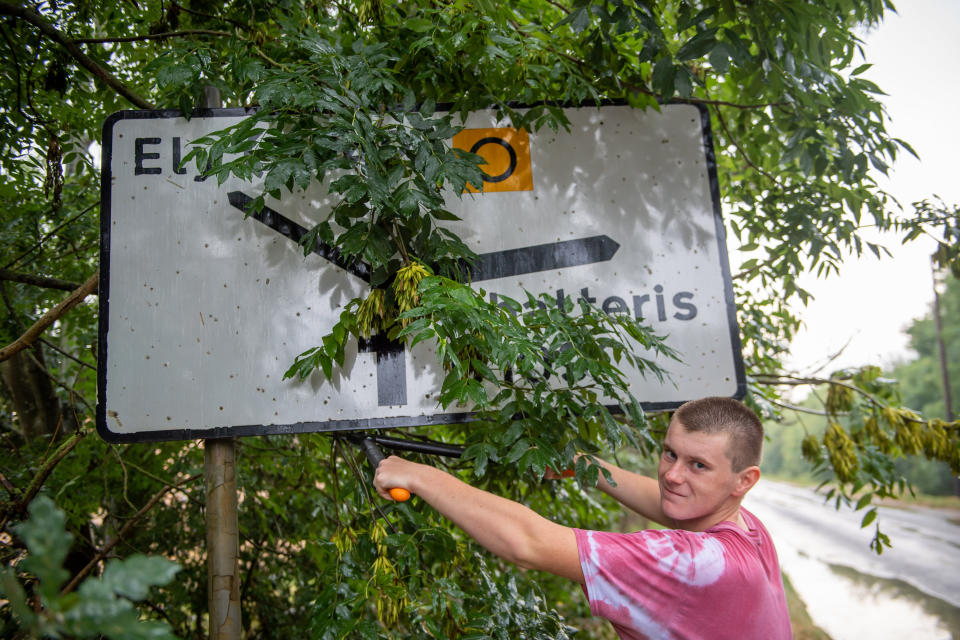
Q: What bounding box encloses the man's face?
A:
[657,418,743,526]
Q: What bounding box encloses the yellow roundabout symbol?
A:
[452,127,533,193]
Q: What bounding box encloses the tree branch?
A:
[23,347,95,415]
[754,373,843,387]
[543,0,571,14]
[499,11,785,112]
[60,473,202,595]
[0,269,83,292]
[732,253,781,281]
[768,397,834,417]
[753,373,958,429]
[625,81,788,111]
[38,337,96,372]
[0,272,98,364]
[1,430,86,531]
[0,21,28,124]
[2,200,99,271]
[714,106,783,184]
[112,455,204,507]
[240,540,260,602]
[72,29,232,44]
[0,2,155,109]
[0,470,20,499]
[170,1,248,30]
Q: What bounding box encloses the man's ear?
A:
[732,466,760,497]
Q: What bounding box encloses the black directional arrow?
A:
[227,191,370,283]
[468,235,619,282]
[227,191,620,407]
[228,190,618,284]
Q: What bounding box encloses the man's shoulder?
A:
[740,507,774,538]
[701,509,778,562]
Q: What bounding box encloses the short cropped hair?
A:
[672,397,763,471]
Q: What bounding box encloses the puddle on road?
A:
[827,564,960,638]
[783,546,959,640]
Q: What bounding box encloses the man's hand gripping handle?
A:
[362,438,411,502]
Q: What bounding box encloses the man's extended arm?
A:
[581,456,672,528]
[373,456,585,584]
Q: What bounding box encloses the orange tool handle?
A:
[388,487,411,501]
[361,438,411,502]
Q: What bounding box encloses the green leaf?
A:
[0,568,35,626]
[405,18,434,33]
[431,208,462,221]
[652,58,675,97]
[558,7,591,33]
[71,578,136,627]
[506,438,530,464]
[463,443,497,478]
[67,602,179,640]
[708,40,734,74]
[678,7,716,30]
[14,496,72,600]
[676,29,718,61]
[101,555,182,601]
[519,447,549,478]
[177,93,194,118]
[420,97,437,118]
[674,67,694,97]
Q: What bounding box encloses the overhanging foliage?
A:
[1,1,958,637]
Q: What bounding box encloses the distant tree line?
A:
[763,273,960,496]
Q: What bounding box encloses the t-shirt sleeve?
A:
[574,527,728,637]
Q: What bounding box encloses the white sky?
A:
[783,0,960,375]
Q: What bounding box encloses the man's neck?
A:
[674,502,747,532]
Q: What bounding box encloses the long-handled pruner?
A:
[343,433,463,502]
[359,437,410,502]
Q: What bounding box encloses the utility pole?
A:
[931,260,954,421]
[931,259,959,497]
[200,84,242,640]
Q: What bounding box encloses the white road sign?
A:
[97,103,744,442]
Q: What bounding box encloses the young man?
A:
[373,396,792,640]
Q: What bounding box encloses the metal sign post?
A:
[205,435,241,639]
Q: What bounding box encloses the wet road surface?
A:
[744,480,960,639]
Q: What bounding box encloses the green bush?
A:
[1,495,181,640]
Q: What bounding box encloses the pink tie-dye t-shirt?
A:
[574,508,791,640]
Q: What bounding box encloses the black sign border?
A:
[96,102,745,444]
